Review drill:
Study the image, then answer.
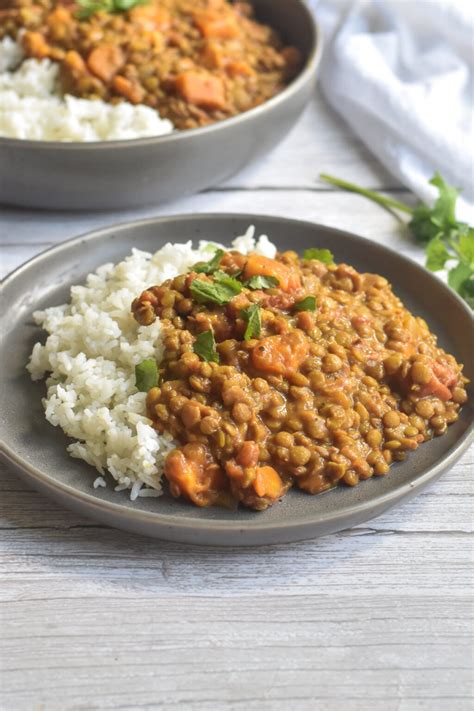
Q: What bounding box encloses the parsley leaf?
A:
[320,172,474,308]
[135,359,158,392]
[244,275,280,290]
[190,276,240,305]
[294,295,316,312]
[193,330,219,363]
[240,304,261,341]
[191,249,225,275]
[303,248,334,264]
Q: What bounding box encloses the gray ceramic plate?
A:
[1,214,473,545]
[0,0,320,210]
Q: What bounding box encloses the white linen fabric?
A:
[309,0,474,222]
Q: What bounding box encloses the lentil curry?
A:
[1,0,303,129]
[131,246,468,511]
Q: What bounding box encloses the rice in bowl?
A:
[27,227,276,500]
[0,37,173,141]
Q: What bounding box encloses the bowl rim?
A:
[0,0,322,152]
[1,212,473,539]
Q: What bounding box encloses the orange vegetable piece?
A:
[194,11,239,39]
[252,466,285,499]
[112,75,144,104]
[87,44,124,83]
[175,71,226,110]
[164,445,226,507]
[417,361,457,401]
[251,330,309,376]
[243,254,301,292]
[22,31,50,59]
[62,50,88,78]
[226,60,254,77]
[129,5,171,31]
[201,41,224,69]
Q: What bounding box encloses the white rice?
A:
[27,227,277,499]
[0,36,173,141]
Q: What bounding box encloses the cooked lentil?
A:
[1,0,303,129]
[131,248,468,511]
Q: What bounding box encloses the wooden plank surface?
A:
[0,84,472,711]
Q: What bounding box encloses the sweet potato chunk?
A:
[129,6,171,31]
[175,71,226,110]
[244,254,301,292]
[164,444,226,507]
[112,75,144,104]
[252,466,285,499]
[251,330,309,375]
[87,44,124,83]
[194,11,239,39]
[22,31,50,59]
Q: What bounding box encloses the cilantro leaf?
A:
[319,172,474,308]
[193,330,219,363]
[458,229,474,268]
[213,270,243,293]
[430,172,459,227]
[425,236,451,272]
[244,275,280,290]
[303,248,334,264]
[410,173,460,244]
[448,262,472,294]
[77,0,148,19]
[191,249,225,275]
[190,276,240,305]
[135,359,158,392]
[294,295,316,312]
[459,279,474,309]
[240,304,261,341]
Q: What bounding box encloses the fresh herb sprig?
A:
[76,0,148,20]
[193,330,219,363]
[244,275,280,290]
[320,172,474,308]
[135,358,159,392]
[303,248,334,265]
[240,304,262,341]
[294,296,316,312]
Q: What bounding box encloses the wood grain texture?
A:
[0,83,472,711]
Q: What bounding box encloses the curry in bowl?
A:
[131,246,468,510]
[1,0,303,138]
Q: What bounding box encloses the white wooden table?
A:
[1,88,473,711]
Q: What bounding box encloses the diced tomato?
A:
[417,361,457,401]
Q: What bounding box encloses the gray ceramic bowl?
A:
[1,214,472,546]
[0,0,321,210]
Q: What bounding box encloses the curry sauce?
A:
[132,248,468,511]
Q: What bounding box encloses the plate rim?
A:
[1,213,473,540]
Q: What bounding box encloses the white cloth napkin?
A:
[309,0,474,223]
